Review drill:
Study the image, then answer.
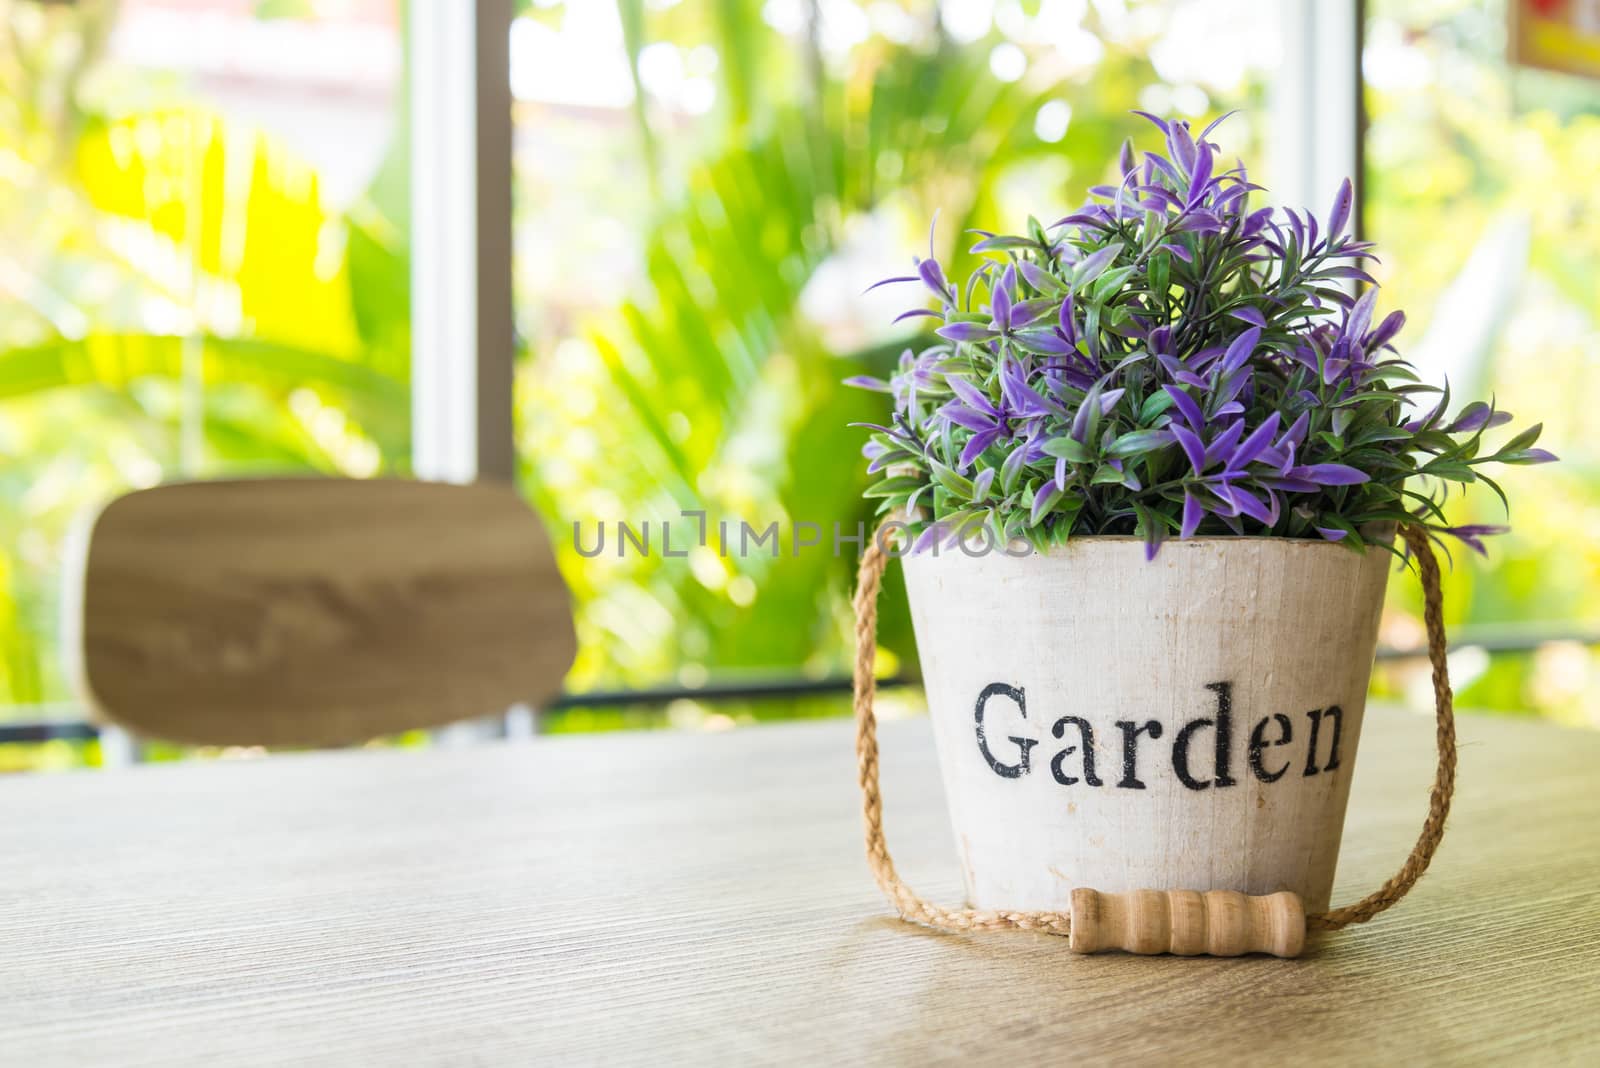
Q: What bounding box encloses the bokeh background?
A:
[3,0,1596,771]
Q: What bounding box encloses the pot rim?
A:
[896,522,1398,559]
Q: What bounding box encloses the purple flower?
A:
[1342,288,1378,347]
[1172,423,1205,473]
[1327,178,1353,241]
[1201,420,1245,471]
[1368,309,1405,349]
[1072,244,1121,291]
[910,520,955,555]
[1443,524,1509,556]
[866,215,954,311]
[1000,356,1066,419]
[1446,402,1513,435]
[933,263,1052,347]
[1164,385,1205,431]
[935,368,1063,471]
[935,321,999,344]
[1227,413,1282,473]
[1017,260,1058,295]
[851,112,1553,558]
[1220,326,1262,376]
[844,348,944,418]
[1180,490,1204,539]
[1287,463,1369,486]
[1031,480,1063,525]
[1229,306,1267,328]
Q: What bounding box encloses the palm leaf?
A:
[0,333,408,453]
[539,45,1071,680]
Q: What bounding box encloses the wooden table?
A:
[3,707,1598,1065]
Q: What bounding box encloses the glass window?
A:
[511,0,1282,728]
[1365,0,1599,726]
[0,0,409,764]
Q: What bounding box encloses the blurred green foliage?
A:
[0,0,1595,776]
[514,0,1273,700]
[1365,0,1600,727]
[0,0,410,715]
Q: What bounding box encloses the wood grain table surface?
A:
[2,707,1598,1066]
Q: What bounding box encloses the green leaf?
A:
[1332,390,1406,407]
[1498,422,1543,453]
[1028,482,1063,526]
[1367,363,1421,384]
[1132,502,1168,554]
[1410,429,1458,454]
[929,506,974,537]
[1137,207,1159,249]
[863,475,925,498]
[1012,329,1072,355]
[973,235,1037,251]
[1149,252,1170,309]
[0,333,408,449]
[954,509,992,542]
[1091,265,1137,303]
[1022,265,1066,296]
[1081,377,1106,445]
[1423,461,1478,482]
[1090,464,1126,486]
[1041,436,1094,463]
[1082,303,1102,352]
[1072,240,1124,292]
[1349,425,1413,446]
[1139,389,1176,424]
[1055,492,1085,530]
[868,447,920,467]
[930,460,975,498]
[906,482,932,516]
[1324,514,1369,552]
[1104,305,1136,332]
[1107,428,1174,458]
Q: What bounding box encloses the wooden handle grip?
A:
[1067,889,1306,958]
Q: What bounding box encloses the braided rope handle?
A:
[852,523,1457,942]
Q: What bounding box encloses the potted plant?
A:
[847,114,1554,955]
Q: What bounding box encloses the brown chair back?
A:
[65,478,576,748]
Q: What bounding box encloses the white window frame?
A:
[409,0,516,485]
[409,1,525,742]
[1272,0,1365,237]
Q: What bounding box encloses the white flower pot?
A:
[902,534,1392,914]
